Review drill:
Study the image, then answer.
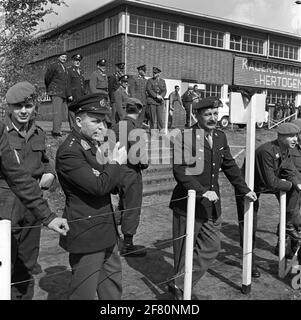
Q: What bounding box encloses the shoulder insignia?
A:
[81,139,91,150]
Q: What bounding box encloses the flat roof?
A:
[42,0,301,41]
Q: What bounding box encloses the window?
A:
[184,25,224,48]
[129,14,177,40]
[269,41,299,61]
[230,34,264,55]
[266,90,296,105]
[204,84,222,98]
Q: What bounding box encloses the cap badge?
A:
[99,99,107,107]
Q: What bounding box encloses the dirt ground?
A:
[32,125,301,300]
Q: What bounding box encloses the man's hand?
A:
[67,96,73,102]
[202,191,219,203]
[112,142,127,164]
[39,173,55,190]
[47,217,69,236]
[156,94,164,101]
[244,191,257,202]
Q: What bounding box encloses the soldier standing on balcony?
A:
[146,67,166,130]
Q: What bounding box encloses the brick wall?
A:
[126,36,233,84]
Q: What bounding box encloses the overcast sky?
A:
[39,0,301,35]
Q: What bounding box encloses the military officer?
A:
[128,64,148,127]
[67,53,86,130]
[146,67,167,130]
[56,93,127,300]
[44,52,71,137]
[115,98,149,257]
[3,81,57,299]
[169,96,257,300]
[112,75,130,125]
[89,58,109,95]
[235,122,301,271]
[108,62,125,102]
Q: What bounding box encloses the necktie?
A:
[206,133,213,149]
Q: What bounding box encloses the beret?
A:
[153,67,161,73]
[6,82,36,104]
[116,62,125,68]
[192,96,222,111]
[119,74,130,82]
[71,53,83,61]
[126,98,143,114]
[97,59,106,66]
[137,64,146,71]
[277,122,300,135]
[69,93,111,115]
[290,119,301,130]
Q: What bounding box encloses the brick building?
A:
[31,0,301,118]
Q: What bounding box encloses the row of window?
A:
[44,13,301,62]
[266,90,296,105]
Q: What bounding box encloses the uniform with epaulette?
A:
[1,82,59,300]
[89,58,109,95]
[108,62,125,103]
[112,74,130,125]
[146,67,167,130]
[56,93,123,300]
[169,96,252,299]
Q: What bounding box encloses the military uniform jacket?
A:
[181,91,194,108]
[128,75,147,106]
[146,77,167,105]
[0,121,55,224]
[0,117,56,224]
[170,125,250,220]
[113,86,129,122]
[67,65,85,101]
[44,61,68,98]
[89,69,108,95]
[292,144,301,172]
[108,71,123,102]
[254,140,301,193]
[56,129,122,254]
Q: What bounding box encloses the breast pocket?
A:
[30,142,46,169]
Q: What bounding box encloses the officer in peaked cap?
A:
[56,90,127,300]
[111,74,130,124]
[137,64,146,72]
[67,53,85,130]
[128,65,148,127]
[125,97,143,114]
[146,66,166,130]
[71,53,83,61]
[6,81,37,105]
[89,59,109,96]
[97,58,106,66]
[108,62,126,104]
[115,62,125,70]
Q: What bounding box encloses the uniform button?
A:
[212,185,214,188]
[213,163,215,166]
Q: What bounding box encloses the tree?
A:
[0,0,66,98]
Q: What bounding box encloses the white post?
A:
[183,189,196,300]
[278,191,286,278]
[163,99,169,134]
[241,97,256,294]
[0,219,11,300]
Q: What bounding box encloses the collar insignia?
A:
[81,139,91,150]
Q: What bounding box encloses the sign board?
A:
[229,92,266,124]
[234,56,301,92]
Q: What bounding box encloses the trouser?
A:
[172,212,221,291]
[51,96,67,134]
[68,244,122,300]
[184,104,191,127]
[235,188,301,248]
[148,103,164,130]
[119,167,143,236]
[136,105,147,127]
[67,109,76,131]
[11,208,42,300]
